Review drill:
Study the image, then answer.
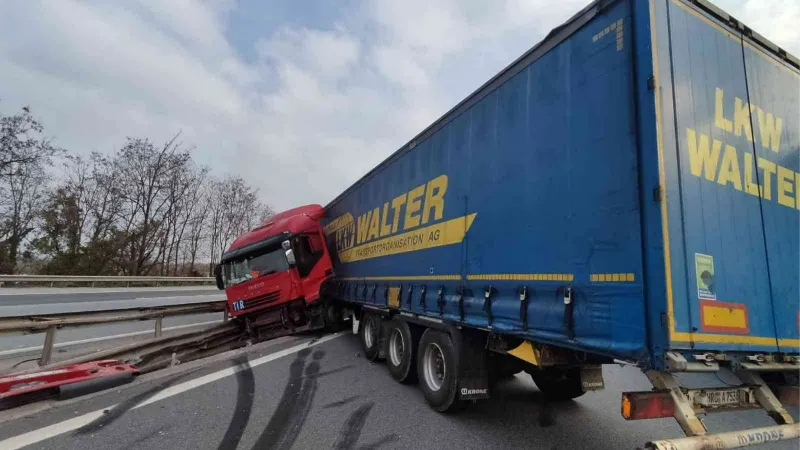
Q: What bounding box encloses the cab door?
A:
[294,231,333,303]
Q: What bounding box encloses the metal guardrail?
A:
[0,275,214,287]
[0,301,226,366]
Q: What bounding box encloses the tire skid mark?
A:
[306,364,355,380]
[357,433,401,450]
[251,348,324,450]
[119,425,175,450]
[217,355,255,450]
[323,395,361,409]
[332,402,374,450]
[74,370,198,435]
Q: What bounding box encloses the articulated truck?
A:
[214,205,339,336]
[219,0,799,447]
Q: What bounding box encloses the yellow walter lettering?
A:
[380,202,392,237]
[717,144,742,191]
[338,214,476,263]
[684,128,799,211]
[367,207,381,241]
[422,175,447,224]
[797,172,800,210]
[743,152,760,196]
[794,172,800,209]
[777,165,795,208]
[758,158,776,200]
[687,128,721,180]
[705,82,794,209]
[404,184,425,230]
[357,210,372,244]
[352,174,459,247]
[757,108,783,152]
[390,193,406,233]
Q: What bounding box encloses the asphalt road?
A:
[0,286,220,307]
[1,332,796,450]
[0,287,225,366]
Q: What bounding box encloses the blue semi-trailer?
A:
[319,0,799,447]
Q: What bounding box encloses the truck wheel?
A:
[488,353,524,385]
[359,313,382,360]
[527,367,585,401]
[417,329,461,412]
[385,318,418,384]
[323,302,343,332]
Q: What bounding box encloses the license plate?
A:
[696,388,744,407]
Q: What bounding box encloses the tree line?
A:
[0,104,273,276]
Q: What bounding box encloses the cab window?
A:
[294,234,323,278]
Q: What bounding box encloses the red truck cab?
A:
[214,205,334,330]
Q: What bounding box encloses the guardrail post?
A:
[223,310,229,322]
[155,317,163,338]
[39,326,57,366]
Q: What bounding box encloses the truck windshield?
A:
[222,245,289,287]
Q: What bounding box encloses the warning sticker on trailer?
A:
[695,253,716,300]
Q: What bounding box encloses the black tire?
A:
[385,318,418,384]
[417,329,461,412]
[528,367,585,401]
[323,302,343,332]
[359,313,381,360]
[487,353,525,385]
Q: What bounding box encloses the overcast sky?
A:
[1,0,797,211]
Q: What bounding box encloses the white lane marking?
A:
[0,331,346,450]
[0,321,221,357]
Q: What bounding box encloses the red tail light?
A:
[621,391,675,420]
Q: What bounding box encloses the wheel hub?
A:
[424,343,446,391]
[389,328,405,366]
[363,318,376,349]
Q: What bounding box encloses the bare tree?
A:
[203,175,272,274]
[0,105,59,173]
[0,161,48,271]
[1,104,275,276]
[110,134,192,275]
[0,105,60,273]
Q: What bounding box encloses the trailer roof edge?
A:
[687,0,800,71]
[323,0,615,210]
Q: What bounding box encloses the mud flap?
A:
[451,327,490,401]
[580,365,605,391]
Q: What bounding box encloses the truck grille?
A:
[243,290,281,310]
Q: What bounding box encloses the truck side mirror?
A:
[214,264,224,290]
[285,249,296,266]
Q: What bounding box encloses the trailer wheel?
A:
[488,353,524,385]
[417,329,461,412]
[359,313,382,360]
[527,367,585,401]
[385,318,418,384]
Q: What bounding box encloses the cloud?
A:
[0,0,797,212]
[716,0,800,56]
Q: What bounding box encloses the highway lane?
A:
[0,286,219,306]
[0,287,226,367]
[1,332,796,450]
